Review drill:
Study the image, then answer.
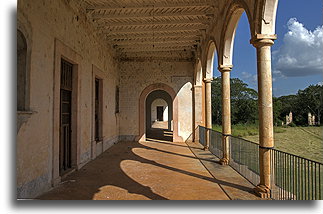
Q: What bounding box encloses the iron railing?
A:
[197,125,323,200]
[270,148,323,200]
[198,126,223,159]
[198,126,206,147]
[230,135,260,186]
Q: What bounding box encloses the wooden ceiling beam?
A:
[115,41,197,48]
[117,46,194,52]
[113,37,200,45]
[97,19,210,28]
[86,2,214,12]
[107,31,202,39]
[92,11,214,20]
[103,26,206,34]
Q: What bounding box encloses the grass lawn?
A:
[213,124,323,163]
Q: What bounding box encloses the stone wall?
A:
[17,0,119,198]
[119,60,194,142]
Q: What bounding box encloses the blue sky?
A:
[214,0,323,97]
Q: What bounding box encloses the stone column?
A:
[219,65,232,165]
[251,34,276,198]
[204,78,213,150]
[193,85,203,142]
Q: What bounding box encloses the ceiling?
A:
[83,0,217,59]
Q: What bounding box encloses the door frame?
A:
[52,39,80,186]
[59,59,73,174]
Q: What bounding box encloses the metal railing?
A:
[198,126,206,147]
[270,148,323,200]
[230,135,260,186]
[197,125,323,200]
[198,126,223,159]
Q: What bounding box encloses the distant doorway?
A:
[146,90,173,142]
[157,106,164,121]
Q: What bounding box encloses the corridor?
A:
[38,140,261,200]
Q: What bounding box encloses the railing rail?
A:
[197,125,323,200]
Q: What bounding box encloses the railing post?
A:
[204,78,213,150]
[218,65,232,165]
[251,34,276,198]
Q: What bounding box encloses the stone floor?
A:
[151,121,168,129]
[38,139,263,200]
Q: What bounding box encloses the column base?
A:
[203,146,209,150]
[254,184,271,199]
[219,158,229,165]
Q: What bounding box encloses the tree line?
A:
[211,77,323,126]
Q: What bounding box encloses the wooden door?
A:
[59,59,73,174]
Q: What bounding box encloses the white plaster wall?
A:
[151,99,168,122]
[17,0,119,198]
[119,60,194,141]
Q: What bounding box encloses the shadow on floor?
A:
[146,128,173,142]
[38,139,258,200]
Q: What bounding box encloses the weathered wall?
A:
[17,0,119,198]
[119,60,194,141]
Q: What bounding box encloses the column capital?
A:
[250,34,277,48]
[218,65,233,73]
[203,78,213,83]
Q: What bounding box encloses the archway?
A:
[146,90,173,141]
[137,83,180,142]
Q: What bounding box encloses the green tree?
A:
[212,77,258,125]
[275,84,323,126]
[295,84,323,125]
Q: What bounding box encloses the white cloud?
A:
[273,18,323,77]
[241,72,258,85]
[241,71,252,79]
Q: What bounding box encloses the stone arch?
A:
[220,2,253,66]
[146,92,172,132]
[205,41,217,79]
[137,83,181,142]
[259,0,279,35]
[194,59,203,86]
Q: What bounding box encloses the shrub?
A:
[288,122,297,127]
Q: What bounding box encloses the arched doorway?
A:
[137,83,180,142]
[146,90,173,141]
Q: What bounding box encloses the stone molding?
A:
[250,34,277,47]
[203,78,213,83]
[218,65,233,72]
